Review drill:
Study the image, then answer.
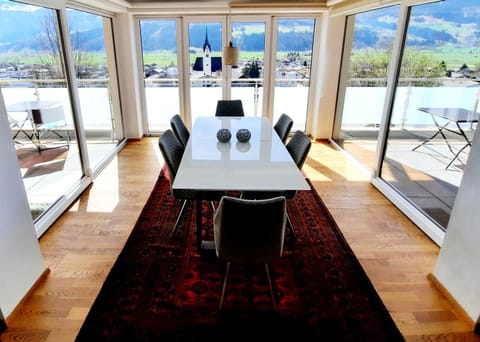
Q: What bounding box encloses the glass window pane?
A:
[273,18,315,131]
[333,6,400,170]
[231,21,266,116]
[140,19,180,132]
[66,8,124,171]
[189,22,223,123]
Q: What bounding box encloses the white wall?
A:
[311,14,345,140]
[433,126,480,323]
[0,91,45,318]
[114,13,145,139]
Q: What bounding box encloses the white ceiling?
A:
[125,0,328,3]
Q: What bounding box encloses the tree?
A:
[241,60,261,78]
[37,10,63,80]
[349,47,445,86]
[37,10,94,81]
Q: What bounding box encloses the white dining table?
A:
[173,116,310,250]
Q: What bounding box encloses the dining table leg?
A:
[196,198,216,252]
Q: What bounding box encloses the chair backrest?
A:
[215,100,245,117]
[214,195,287,264]
[285,130,311,169]
[273,113,294,144]
[170,114,190,149]
[158,129,184,184]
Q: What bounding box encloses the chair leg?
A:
[286,211,297,241]
[172,199,188,235]
[265,264,276,309]
[219,262,230,310]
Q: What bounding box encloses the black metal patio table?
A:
[413,107,479,169]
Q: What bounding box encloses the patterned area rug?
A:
[75,170,404,341]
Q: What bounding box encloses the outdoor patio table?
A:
[413,107,479,169]
[7,100,68,151]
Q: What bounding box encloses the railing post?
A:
[254,80,259,116]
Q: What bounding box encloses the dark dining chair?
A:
[215,99,245,117]
[285,130,312,170]
[170,114,190,149]
[158,129,222,235]
[213,195,287,309]
[273,113,294,144]
[242,130,311,240]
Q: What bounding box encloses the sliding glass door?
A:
[334,0,479,242]
[381,0,479,232]
[1,1,125,236]
[1,2,83,224]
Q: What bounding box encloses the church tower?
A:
[202,27,212,75]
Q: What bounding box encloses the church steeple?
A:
[202,27,212,75]
[203,27,211,53]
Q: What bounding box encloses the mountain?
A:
[353,0,480,49]
[0,0,479,54]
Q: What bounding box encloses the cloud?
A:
[0,1,39,12]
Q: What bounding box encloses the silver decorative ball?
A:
[236,128,251,143]
[216,128,232,142]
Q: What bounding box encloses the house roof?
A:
[192,57,223,72]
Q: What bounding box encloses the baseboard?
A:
[5,267,51,326]
[427,273,476,331]
[127,138,142,142]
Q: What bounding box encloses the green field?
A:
[1,48,478,71]
[0,52,107,65]
[428,47,480,70]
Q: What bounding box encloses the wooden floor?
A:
[1,137,479,342]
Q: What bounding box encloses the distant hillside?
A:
[0,0,479,54]
[353,0,480,50]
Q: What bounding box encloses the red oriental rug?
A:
[75,170,404,341]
